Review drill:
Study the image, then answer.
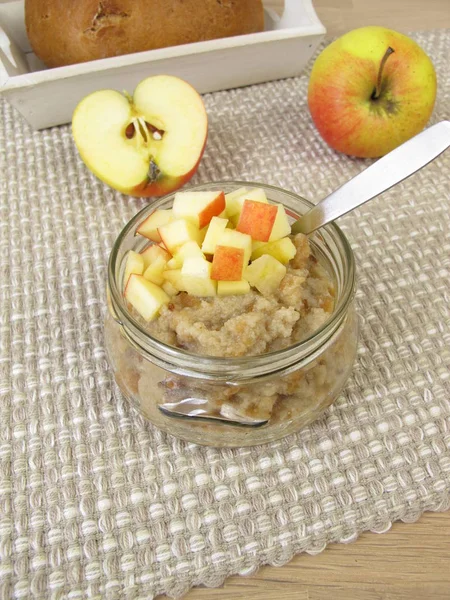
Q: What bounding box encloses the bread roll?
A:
[25,0,265,68]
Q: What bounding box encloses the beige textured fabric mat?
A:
[1,29,449,600]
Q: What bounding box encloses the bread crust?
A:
[25,0,265,68]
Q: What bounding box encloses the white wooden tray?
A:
[0,0,325,130]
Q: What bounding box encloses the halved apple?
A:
[72,75,208,197]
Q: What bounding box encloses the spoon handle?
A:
[292,120,450,235]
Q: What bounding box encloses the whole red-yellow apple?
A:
[308,26,437,158]
[72,75,208,197]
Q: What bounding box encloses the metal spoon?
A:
[159,120,450,428]
[292,120,450,235]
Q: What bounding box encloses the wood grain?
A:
[158,2,450,598]
[157,512,450,599]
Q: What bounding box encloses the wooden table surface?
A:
[160,2,450,599]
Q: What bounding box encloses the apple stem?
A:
[372,46,395,100]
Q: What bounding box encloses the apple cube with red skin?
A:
[158,218,203,254]
[124,274,170,321]
[269,205,291,241]
[245,254,287,296]
[201,216,229,254]
[211,246,245,281]
[217,280,250,296]
[236,200,278,242]
[173,191,225,229]
[137,209,173,242]
[124,250,144,287]
[140,244,171,269]
[251,237,297,264]
[216,229,252,265]
[181,257,217,296]
[225,187,267,217]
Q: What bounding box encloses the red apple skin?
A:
[198,192,226,229]
[211,246,245,281]
[131,133,208,197]
[236,200,278,242]
[308,27,437,158]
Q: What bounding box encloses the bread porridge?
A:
[105,184,357,446]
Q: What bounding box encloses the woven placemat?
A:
[1,29,449,600]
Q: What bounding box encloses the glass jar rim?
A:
[108,180,356,378]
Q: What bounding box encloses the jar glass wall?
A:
[105,182,358,447]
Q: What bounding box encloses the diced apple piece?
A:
[169,240,205,268]
[245,188,268,203]
[173,191,226,229]
[158,218,202,254]
[143,255,167,285]
[162,269,186,292]
[245,255,287,296]
[269,205,291,241]
[165,258,179,269]
[211,246,245,281]
[236,200,278,242]
[217,280,251,296]
[181,257,217,296]
[226,187,268,218]
[227,214,239,228]
[161,281,179,297]
[216,229,252,265]
[137,209,173,242]
[201,216,228,254]
[224,187,249,217]
[124,274,170,321]
[124,250,145,287]
[140,244,171,269]
[251,237,297,264]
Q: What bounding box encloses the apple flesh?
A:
[72,75,208,196]
[137,209,173,242]
[211,246,245,281]
[124,250,144,287]
[236,200,278,242]
[173,191,225,229]
[124,274,170,321]
[217,280,251,296]
[245,255,287,296]
[308,26,437,158]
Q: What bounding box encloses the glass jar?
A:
[105,182,357,447]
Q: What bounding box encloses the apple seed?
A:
[125,123,135,139]
[145,122,165,140]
